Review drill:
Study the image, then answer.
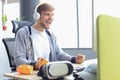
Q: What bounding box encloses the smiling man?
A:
[14,3,85,70]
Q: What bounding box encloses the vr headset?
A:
[37,61,74,79]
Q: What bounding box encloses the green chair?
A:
[97,14,120,80]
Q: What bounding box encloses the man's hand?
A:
[34,57,48,70]
[75,54,86,64]
[34,58,43,70]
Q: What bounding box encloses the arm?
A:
[50,32,75,62]
[14,27,36,67]
[51,32,85,63]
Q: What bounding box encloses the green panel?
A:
[97,14,120,80]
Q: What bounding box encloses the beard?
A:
[40,22,50,29]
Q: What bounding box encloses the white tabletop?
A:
[4,59,97,80]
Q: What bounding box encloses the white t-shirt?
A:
[31,27,50,61]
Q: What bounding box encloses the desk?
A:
[4,71,42,80]
[4,59,97,80]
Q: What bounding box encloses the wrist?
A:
[71,57,76,63]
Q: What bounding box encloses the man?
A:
[14,3,85,70]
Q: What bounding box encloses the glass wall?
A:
[6,3,19,31]
[40,0,78,48]
[78,0,93,48]
[3,0,93,48]
[40,0,93,48]
[1,2,19,38]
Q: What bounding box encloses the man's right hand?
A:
[34,57,48,70]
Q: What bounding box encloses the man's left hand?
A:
[76,54,86,64]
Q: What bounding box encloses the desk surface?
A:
[4,71,42,80]
[4,59,97,80]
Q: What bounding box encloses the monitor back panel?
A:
[97,14,120,80]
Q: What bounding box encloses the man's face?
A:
[40,10,54,29]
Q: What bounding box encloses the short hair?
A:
[37,3,55,14]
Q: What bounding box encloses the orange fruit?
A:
[16,64,33,75]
